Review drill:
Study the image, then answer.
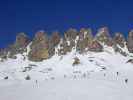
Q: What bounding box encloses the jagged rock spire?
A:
[95,27,111,44]
[60,28,78,54]
[76,28,94,53]
[127,30,133,53]
[50,31,60,47]
[28,31,49,61]
[113,32,125,48]
[7,32,30,58]
[64,28,78,40]
[88,40,103,52]
[49,31,61,57]
[0,27,133,62]
[15,32,30,48]
[79,28,93,40]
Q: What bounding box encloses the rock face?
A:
[15,32,30,48]
[88,40,103,52]
[8,32,30,58]
[50,31,60,47]
[127,30,133,53]
[96,27,111,45]
[113,32,125,48]
[126,59,133,64]
[112,32,128,56]
[76,28,93,53]
[79,28,93,41]
[64,28,78,40]
[49,31,60,57]
[72,57,80,66]
[0,48,8,60]
[65,28,78,46]
[28,31,49,61]
[0,27,133,62]
[58,38,74,55]
[58,28,78,55]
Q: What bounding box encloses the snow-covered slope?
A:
[0,46,132,81]
[0,46,133,100]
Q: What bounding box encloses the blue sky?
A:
[0,0,133,47]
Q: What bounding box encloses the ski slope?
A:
[0,46,133,100]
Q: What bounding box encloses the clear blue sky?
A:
[0,0,133,47]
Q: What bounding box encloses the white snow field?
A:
[0,46,133,100]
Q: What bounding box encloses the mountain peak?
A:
[0,27,133,62]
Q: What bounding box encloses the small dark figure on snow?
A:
[116,72,119,76]
[4,76,8,80]
[104,73,106,77]
[23,56,26,61]
[35,80,38,84]
[125,79,128,84]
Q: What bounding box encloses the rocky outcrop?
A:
[126,59,133,64]
[113,45,127,56]
[0,48,8,60]
[28,31,49,61]
[112,32,127,56]
[64,28,78,40]
[58,28,78,55]
[88,40,103,52]
[1,27,133,62]
[113,32,125,48]
[95,27,111,45]
[76,28,93,53]
[79,28,93,41]
[15,32,30,48]
[72,57,80,66]
[64,28,78,52]
[58,38,74,55]
[127,30,133,53]
[76,39,86,53]
[58,39,67,55]
[50,31,60,47]
[49,31,60,57]
[8,32,30,58]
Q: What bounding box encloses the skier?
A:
[104,73,106,77]
[35,80,38,84]
[125,78,128,84]
[116,72,119,76]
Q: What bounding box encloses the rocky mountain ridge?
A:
[0,27,133,62]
